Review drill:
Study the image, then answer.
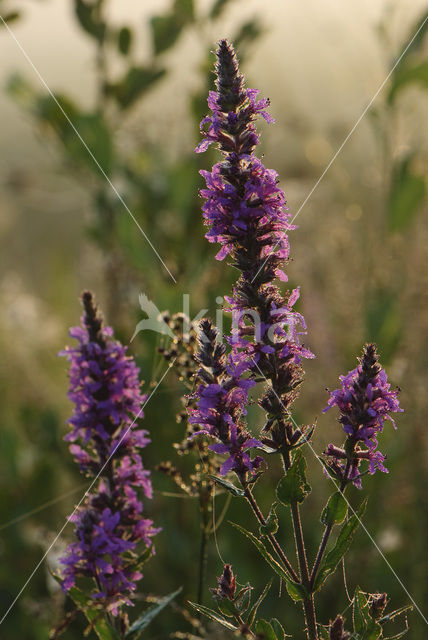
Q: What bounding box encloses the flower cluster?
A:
[59,291,159,615]
[188,319,262,477]
[323,343,402,488]
[192,40,314,465]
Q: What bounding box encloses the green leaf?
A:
[174,0,194,23]
[388,61,428,103]
[217,596,239,618]
[313,499,367,592]
[394,11,428,66]
[207,474,245,497]
[1,11,21,25]
[387,156,426,232]
[108,66,166,109]
[230,522,307,602]
[353,588,369,634]
[118,27,132,55]
[276,451,311,506]
[270,618,290,639]
[66,586,121,640]
[246,580,272,627]
[259,503,279,536]
[234,583,252,612]
[126,587,182,637]
[233,20,264,54]
[35,95,113,176]
[321,492,348,526]
[151,14,182,55]
[209,0,232,19]
[317,625,331,640]
[364,619,382,640]
[188,602,238,631]
[151,1,193,56]
[74,0,106,43]
[255,619,277,640]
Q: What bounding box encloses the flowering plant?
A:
[185,40,409,640]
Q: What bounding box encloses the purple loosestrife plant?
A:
[187,40,409,640]
[59,291,159,630]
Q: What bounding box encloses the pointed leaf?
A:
[188,602,237,631]
[353,588,369,634]
[108,67,166,110]
[126,587,182,637]
[379,605,413,624]
[246,580,272,627]
[234,583,252,612]
[151,14,182,55]
[270,618,291,639]
[231,522,307,601]
[259,503,279,537]
[314,499,367,592]
[208,474,245,497]
[321,492,348,526]
[74,0,105,42]
[276,451,311,506]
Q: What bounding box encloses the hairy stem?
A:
[241,483,299,583]
[197,524,209,605]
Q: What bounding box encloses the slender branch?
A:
[310,521,333,589]
[241,483,299,583]
[310,461,351,589]
[197,524,209,605]
[281,453,317,640]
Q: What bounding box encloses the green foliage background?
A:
[0,0,427,638]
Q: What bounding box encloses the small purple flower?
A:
[324,343,402,488]
[59,291,159,614]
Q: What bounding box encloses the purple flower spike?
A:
[59,291,160,615]
[188,319,262,478]
[193,40,314,458]
[324,343,402,488]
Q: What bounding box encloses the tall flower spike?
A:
[193,40,314,464]
[323,343,402,488]
[59,291,159,616]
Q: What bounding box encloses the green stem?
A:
[197,523,209,605]
[310,461,350,590]
[241,483,299,583]
[282,451,317,640]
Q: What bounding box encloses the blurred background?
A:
[0,0,427,638]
